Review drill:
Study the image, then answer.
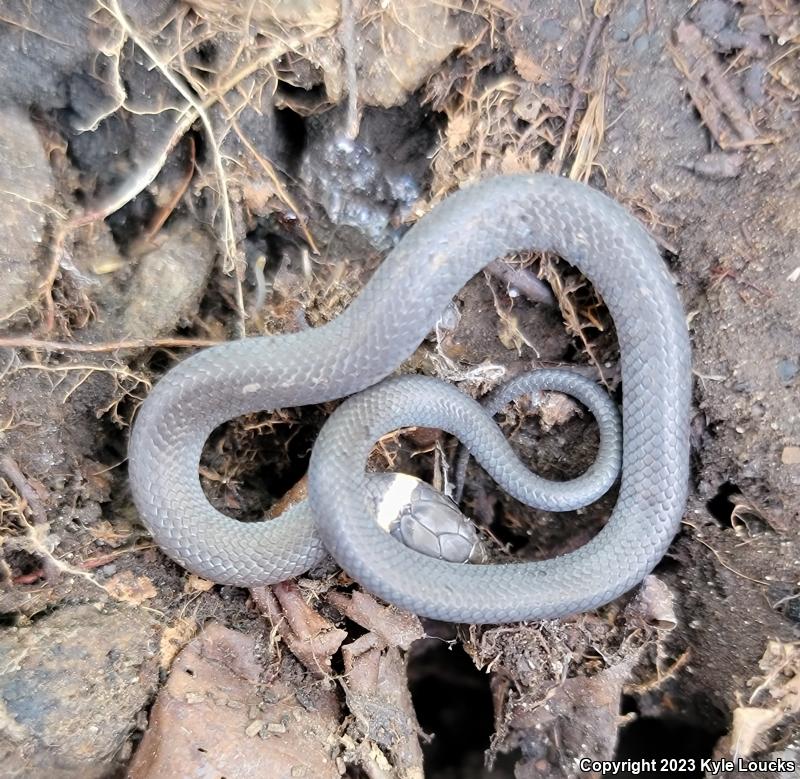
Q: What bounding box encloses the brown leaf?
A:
[159,617,197,670]
[105,571,157,606]
[183,574,214,593]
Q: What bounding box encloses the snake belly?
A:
[128,173,691,623]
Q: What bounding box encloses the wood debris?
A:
[671,20,764,149]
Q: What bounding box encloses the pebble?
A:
[781,446,800,465]
[777,358,798,384]
[539,19,563,42]
[0,106,55,324]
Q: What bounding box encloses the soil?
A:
[0,1,799,778]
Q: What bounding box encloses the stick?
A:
[552,13,609,175]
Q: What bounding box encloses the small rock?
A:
[685,151,745,180]
[0,604,158,777]
[777,358,798,384]
[120,221,216,340]
[128,623,340,779]
[0,106,55,325]
[782,447,800,465]
[611,27,630,42]
[350,3,475,108]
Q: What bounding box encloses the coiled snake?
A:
[128,173,690,624]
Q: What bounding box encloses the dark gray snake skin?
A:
[128,173,691,624]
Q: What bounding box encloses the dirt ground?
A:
[0,1,799,778]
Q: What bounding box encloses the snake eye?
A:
[365,472,486,563]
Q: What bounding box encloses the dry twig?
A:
[551,11,609,175]
[0,335,222,353]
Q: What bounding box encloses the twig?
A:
[340,0,361,139]
[72,111,199,230]
[552,12,609,175]
[40,222,70,332]
[142,136,196,242]
[0,336,222,353]
[11,543,156,585]
[0,456,47,525]
[624,648,691,694]
[671,21,764,149]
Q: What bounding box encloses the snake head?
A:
[366,472,486,564]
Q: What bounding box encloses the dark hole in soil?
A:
[652,547,682,575]
[275,75,328,104]
[614,698,723,778]
[407,638,516,777]
[200,406,325,522]
[105,187,156,250]
[195,40,217,66]
[487,510,529,555]
[274,105,308,164]
[469,402,609,555]
[706,480,743,526]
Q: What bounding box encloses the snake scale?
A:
[128,173,691,624]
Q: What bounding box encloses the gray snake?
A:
[128,173,691,624]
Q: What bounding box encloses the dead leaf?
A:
[514,51,550,83]
[105,571,157,605]
[726,706,783,757]
[184,574,214,593]
[627,575,677,631]
[715,640,800,758]
[159,617,198,670]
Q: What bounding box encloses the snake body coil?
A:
[128,173,691,624]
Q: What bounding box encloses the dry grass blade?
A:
[569,57,608,183]
[551,10,609,175]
